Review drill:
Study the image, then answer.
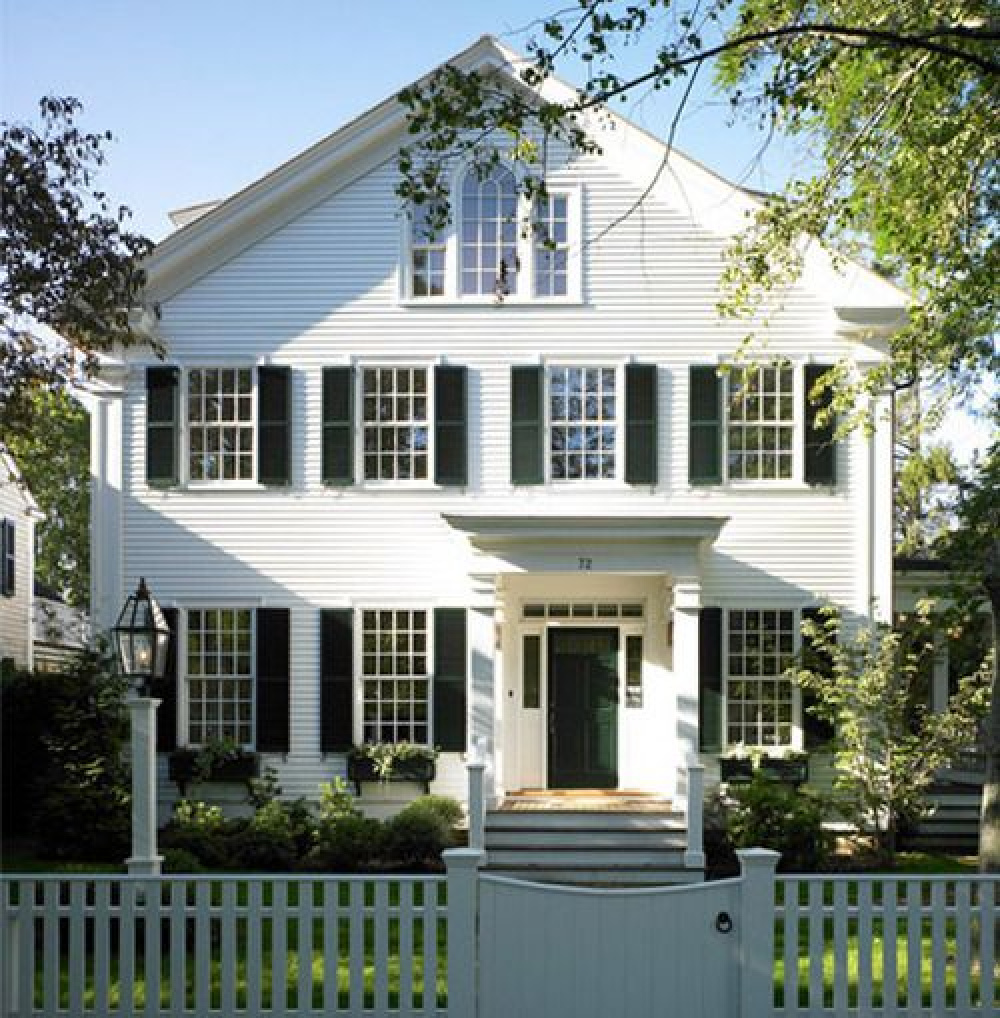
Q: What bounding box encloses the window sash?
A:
[533,193,569,297]
[725,365,797,482]
[359,608,431,745]
[460,167,519,297]
[359,366,432,482]
[724,608,798,748]
[185,367,256,483]
[547,365,621,482]
[185,607,255,747]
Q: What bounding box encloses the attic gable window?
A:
[533,193,569,297]
[411,205,445,297]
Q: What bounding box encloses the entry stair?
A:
[483,790,702,885]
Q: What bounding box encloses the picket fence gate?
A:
[2,850,997,1017]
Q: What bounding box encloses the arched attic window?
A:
[461,165,519,297]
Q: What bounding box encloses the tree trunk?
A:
[979,573,1000,871]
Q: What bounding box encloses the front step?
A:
[484,793,700,885]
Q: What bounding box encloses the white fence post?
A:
[467,741,486,852]
[737,848,780,1018]
[684,756,705,869]
[444,847,484,1018]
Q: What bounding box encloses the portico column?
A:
[672,578,702,814]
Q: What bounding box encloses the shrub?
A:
[404,794,464,829]
[312,814,386,871]
[384,798,458,868]
[317,777,360,824]
[723,773,833,872]
[162,847,206,873]
[1,649,131,860]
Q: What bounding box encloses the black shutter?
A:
[801,606,836,748]
[804,364,837,485]
[699,606,723,752]
[689,366,722,485]
[258,366,291,486]
[320,608,354,752]
[154,607,178,751]
[434,608,467,751]
[322,367,355,485]
[146,366,179,486]
[625,363,658,484]
[510,366,544,485]
[1,520,14,596]
[434,365,468,486]
[256,608,290,753]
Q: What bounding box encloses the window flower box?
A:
[346,743,437,795]
[167,742,260,796]
[719,753,808,786]
[719,756,754,784]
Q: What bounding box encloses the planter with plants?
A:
[719,750,808,786]
[167,739,260,797]
[346,743,437,794]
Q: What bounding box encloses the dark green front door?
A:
[548,628,619,788]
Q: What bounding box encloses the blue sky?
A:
[1,0,802,241]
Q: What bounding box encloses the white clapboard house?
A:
[90,37,907,882]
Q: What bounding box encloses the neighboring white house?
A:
[0,449,39,672]
[90,37,906,876]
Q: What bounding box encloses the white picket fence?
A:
[2,856,997,1017]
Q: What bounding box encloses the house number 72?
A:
[578,557,593,571]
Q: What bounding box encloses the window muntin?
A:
[188,368,254,481]
[186,608,254,746]
[726,609,796,747]
[410,205,446,297]
[726,365,795,481]
[550,366,618,480]
[361,609,429,744]
[461,166,519,297]
[533,194,569,297]
[361,367,429,481]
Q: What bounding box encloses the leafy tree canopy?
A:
[1,97,152,438]
[397,1,998,414]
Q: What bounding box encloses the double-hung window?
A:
[187,368,254,482]
[725,608,797,748]
[361,367,430,481]
[406,165,581,302]
[688,363,836,486]
[360,608,430,744]
[185,608,255,746]
[549,365,619,481]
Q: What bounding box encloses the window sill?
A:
[689,481,840,494]
[399,296,585,309]
[148,483,293,494]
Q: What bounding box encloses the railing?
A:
[774,874,998,1016]
[1,872,448,1017]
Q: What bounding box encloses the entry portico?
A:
[444,515,728,814]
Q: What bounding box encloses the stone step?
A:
[486,810,685,832]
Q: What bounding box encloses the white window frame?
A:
[722,606,802,751]
[181,365,259,487]
[544,361,625,485]
[355,362,436,486]
[719,362,806,486]
[180,605,256,749]
[401,167,582,304]
[355,605,434,746]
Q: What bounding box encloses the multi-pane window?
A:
[550,366,617,480]
[188,368,254,481]
[361,367,429,481]
[410,205,445,297]
[726,609,796,747]
[727,365,795,480]
[461,166,518,297]
[186,608,254,746]
[361,609,429,744]
[534,194,569,297]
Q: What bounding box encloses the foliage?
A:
[311,814,388,872]
[167,739,259,795]
[794,603,990,864]
[396,2,997,425]
[0,647,131,860]
[3,388,90,605]
[1,96,152,439]
[317,777,361,823]
[724,773,833,871]
[347,742,438,781]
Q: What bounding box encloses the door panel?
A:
[548,628,618,788]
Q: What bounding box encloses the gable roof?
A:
[143,34,907,316]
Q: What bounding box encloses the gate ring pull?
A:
[715,911,733,934]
